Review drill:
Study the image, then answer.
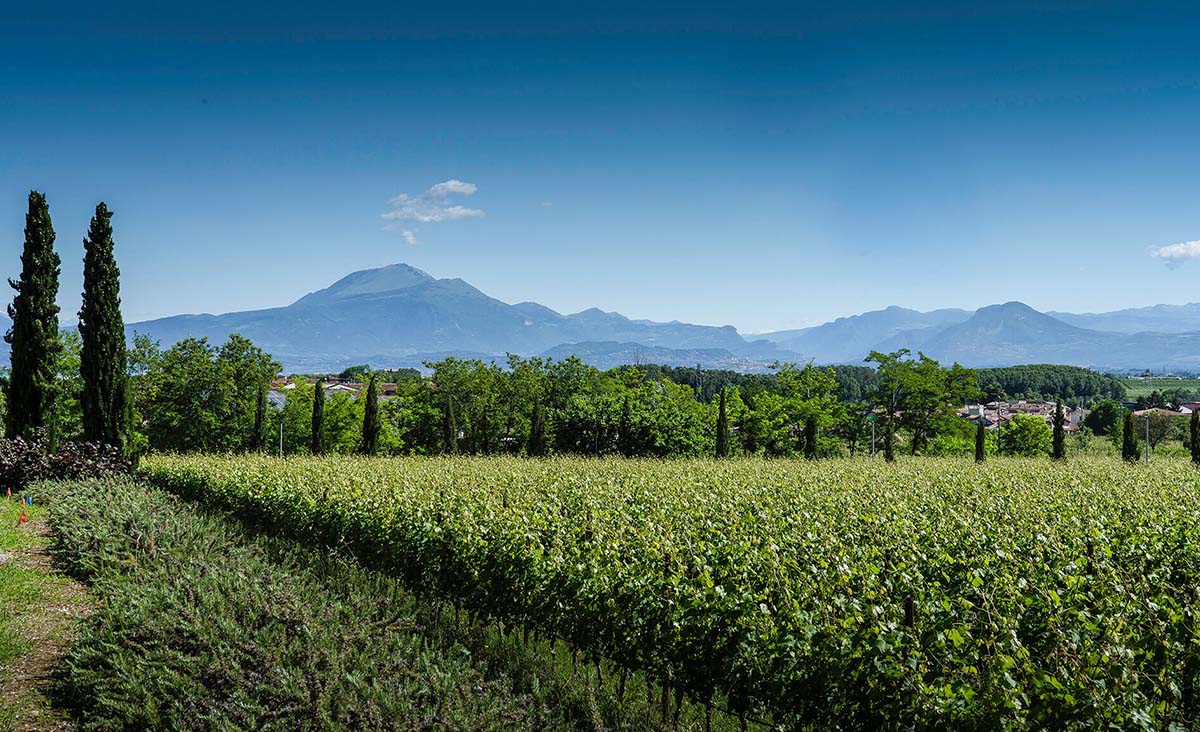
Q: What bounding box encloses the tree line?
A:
[4,191,1197,464]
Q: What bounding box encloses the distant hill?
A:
[757,301,1200,370]
[1048,302,1200,334]
[758,306,972,363]
[541,342,761,371]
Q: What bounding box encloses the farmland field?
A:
[1122,376,1200,399]
[144,453,1200,730]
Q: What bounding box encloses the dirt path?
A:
[0,513,90,732]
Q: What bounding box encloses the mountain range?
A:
[127,264,793,371]
[59,262,1200,373]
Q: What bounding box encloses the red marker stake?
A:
[17,509,28,526]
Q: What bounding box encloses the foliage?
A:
[1191,410,1200,466]
[5,191,62,440]
[310,378,326,454]
[1122,411,1141,462]
[134,334,278,452]
[50,330,83,445]
[866,349,980,456]
[999,413,1052,456]
[715,388,729,458]
[976,364,1125,402]
[78,202,130,451]
[336,363,372,381]
[145,453,1200,730]
[1083,399,1126,436]
[1052,401,1066,460]
[45,478,668,732]
[360,376,380,455]
[1144,411,1184,451]
[250,383,267,451]
[0,430,130,490]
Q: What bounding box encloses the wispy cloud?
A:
[399,229,418,245]
[382,179,485,225]
[1151,239,1200,269]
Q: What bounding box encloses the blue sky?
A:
[2,1,1199,333]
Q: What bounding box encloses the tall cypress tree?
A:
[715,388,729,459]
[1121,411,1140,463]
[310,379,325,454]
[79,202,129,449]
[1190,409,1199,466]
[1051,401,1066,461]
[5,191,61,439]
[527,401,546,456]
[974,420,986,463]
[250,382,267,451]
[442,394,457,455]
[360,376,380,455]
[883,412,895,462]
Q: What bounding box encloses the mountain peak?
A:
[293,263,434,305]
[972,301,1052,322]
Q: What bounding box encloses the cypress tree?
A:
[527,401,546,456]
[974,420,986,463]
[250,382,267,451]
[79,202,129,450]
[310,379,325,454]
[715,388,729,459]
[803,415,818,459]
[883,412,895,462]
[360,375,380,455]
[1051,401,1066,461]
[1121,411,1140,462]
[1190,409,1199,466]
[5,191,61,439]
[442,394,457,454]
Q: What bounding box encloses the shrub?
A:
[0,430,130,490]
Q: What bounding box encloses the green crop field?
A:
[1122,377,1200,399]
[144,453,1200,730]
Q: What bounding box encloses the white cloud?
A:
[428,179,477,197]
[382,179,485,226]
[1151,239,1200,269]
[399,229,418,245]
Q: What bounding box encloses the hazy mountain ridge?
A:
[763,301,1200,370]
[128,264,797,371]
[1047,302,1200,334]
[57,262,1200,372]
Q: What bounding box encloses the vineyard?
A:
[144,454,1200,730]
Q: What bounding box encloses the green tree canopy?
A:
[1000,413,1052,457]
